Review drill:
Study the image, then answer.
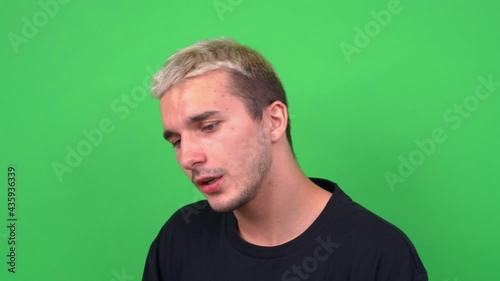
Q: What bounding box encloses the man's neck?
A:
[232,159,332,247]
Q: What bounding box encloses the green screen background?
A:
[1,0,499,280]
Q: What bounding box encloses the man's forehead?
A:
[168,70,231,97]
[159,72,232,109]
[160,93,231,131]
[162,87,242,121]
[159,87,226,121]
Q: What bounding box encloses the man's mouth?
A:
[195,175,223,186]
[195,175,223,194]
[204,177,220,185]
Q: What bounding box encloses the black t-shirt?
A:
[142,178,428,281]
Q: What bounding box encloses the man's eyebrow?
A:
[188,110,221,123]
[162,110,221,141]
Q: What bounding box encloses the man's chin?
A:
[206,196,248,213]
[206,201,237,213]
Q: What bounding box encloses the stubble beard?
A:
[209,127,272,212]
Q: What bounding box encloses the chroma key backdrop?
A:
[1,0,499,280]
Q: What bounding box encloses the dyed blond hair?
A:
[151,38,293,150]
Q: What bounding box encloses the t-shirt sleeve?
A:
[142,236,164,281]
[142,210,184,281]
[141,202,220,281]
[373,232,428,281]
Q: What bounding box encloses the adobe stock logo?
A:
[180,200,209,224]
[281,235,341,281]
[51,65,160,182]
[213,0,243,21]
[7,0,71,54]
[110,268,134,281]
[385,74,499,191]
[179,188,209,224]
[340,0,404,63]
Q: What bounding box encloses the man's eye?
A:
[171,140,181,148]
[202,122,219,132]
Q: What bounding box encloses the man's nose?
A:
[178,138,207,170]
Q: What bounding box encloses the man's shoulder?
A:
[328,193,425,267]
[325,191,427,277]
[316,179,412,243]
[333,195,417,246]
[352,207,418,252]
[144,201,225,278]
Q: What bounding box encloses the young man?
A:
[142,38,428,281]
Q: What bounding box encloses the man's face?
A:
[159,70,272,212]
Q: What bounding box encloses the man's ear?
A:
[266,101,288,143]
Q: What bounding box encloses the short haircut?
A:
[151,38,293,151]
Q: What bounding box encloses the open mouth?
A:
[203,176,222,186]
[196,175,223,194]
